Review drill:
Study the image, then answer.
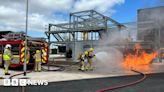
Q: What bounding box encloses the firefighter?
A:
[87,48,95,70]
[80,51,88,71]
[34,50,42,72]
[77,53,84,70]
[3,44,13,75]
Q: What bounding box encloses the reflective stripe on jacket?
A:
[3,49,12,61]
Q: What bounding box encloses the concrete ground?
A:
[25,72,164,92]
[0,62,164,86]
[0,70,164,92]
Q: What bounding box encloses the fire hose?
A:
[0,77,4,79]
[9,66,65,79]
[9,62,80,79]
[96,69,147,92]
[7,64,68,92]
[0,62,80,80]
[41,62,80,71]
[2,64,146,92]
[0,65,65,80]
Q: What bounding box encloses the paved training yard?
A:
[0,62,164,86]
[0,71,164,92]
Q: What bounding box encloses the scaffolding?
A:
[45,10,125,60]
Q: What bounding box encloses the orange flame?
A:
[123,43,157,70]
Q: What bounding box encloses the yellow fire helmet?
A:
[89,48,93,52]
[84,51,88,55]
[36,50,40,53]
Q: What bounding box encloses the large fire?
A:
[123,43,157,70]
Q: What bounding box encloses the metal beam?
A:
[52,34,59,41]
[70,10,93,15]
[45,27,105,34]
[92,10,106,18]
[106,16,126,28]
[56,34,64,41]
[49,23,70,29]
[49,40,99,44]
[72,14,86,20]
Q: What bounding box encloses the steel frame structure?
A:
[45,10,125,42]
[45,10,125,60]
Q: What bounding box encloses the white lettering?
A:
[3,79,11,86]
[4,79,48,86]
[19,79,27,86]
[37,80,45,85]
[11,79,18,86]
[26,80,34,85]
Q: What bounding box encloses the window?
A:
[11,44,20,55]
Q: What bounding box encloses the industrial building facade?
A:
[137,6,164,61]
[137,6,164,49]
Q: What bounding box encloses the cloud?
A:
[29,0,74,15]
[0,0,125,34]
[72,0,124,13]
[0,6,25,31]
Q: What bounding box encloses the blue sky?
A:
[112,0,162,23]
[0,0,163,38]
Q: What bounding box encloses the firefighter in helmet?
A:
[3,44,13,75]
[77,53,84,71]
[34,50,42,72]
[80,51,89,71]
[87,48,95,70]
[77,53,82,70]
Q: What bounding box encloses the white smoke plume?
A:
[92,31,129,73]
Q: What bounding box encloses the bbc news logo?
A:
[3,79,48,86]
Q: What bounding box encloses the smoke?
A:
[92,31,129,73]
[125,22,137,41]
[94,47,123,72]
[137,6,164,47]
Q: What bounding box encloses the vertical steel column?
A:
[105,17,108,32]
[24,0,29,76]
[48,24,51,70]
[91,31,93,47]
[91,10,94,47]
[73,15,76,61]
[69,14,71,41]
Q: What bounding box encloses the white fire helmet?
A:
[5,44,12,49]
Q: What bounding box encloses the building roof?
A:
[0,31,12,39]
